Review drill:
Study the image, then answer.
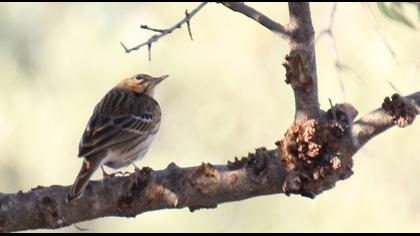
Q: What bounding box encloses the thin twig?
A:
[313,2,338,45]
[313,2,362,101]
[387,80,402,94]
[140,25,167,33]
[121,2,208,58]
[328,98,337,121]
[185,10,194,40]
[120,41,129,52]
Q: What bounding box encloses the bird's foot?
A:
[101,166,130,179]
[130,161,143,186]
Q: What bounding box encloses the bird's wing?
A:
[78,88,160,157]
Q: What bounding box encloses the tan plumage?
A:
[67,73,168,202]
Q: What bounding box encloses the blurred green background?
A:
[1,2,420,233]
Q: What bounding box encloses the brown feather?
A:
[78,87,161,158]
[68,73,167,201]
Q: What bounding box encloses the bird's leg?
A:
[130,161,142,186]
[130,161,141,172]
[101,166,111,179]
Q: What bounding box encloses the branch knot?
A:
[382,93,418,128]
[283,54,313,92]
[189,163,220,196]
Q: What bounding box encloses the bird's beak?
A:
[153,74,169,84]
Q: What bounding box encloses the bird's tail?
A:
[66,154,103,202]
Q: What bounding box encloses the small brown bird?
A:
[67,73,168,202]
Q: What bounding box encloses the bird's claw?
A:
[101,166,130,180]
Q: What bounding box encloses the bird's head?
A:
[117,73,169,96]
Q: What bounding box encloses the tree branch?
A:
[120,2,208,59]
[2,2,419,233]
[218,2,289,38]
[351,92,420,150]
[2,92,418,232]
[0,144,352,233]
[284,2,320,123]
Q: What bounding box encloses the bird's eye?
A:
[135,75,143,81]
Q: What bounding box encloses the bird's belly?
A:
[102,134,156,169]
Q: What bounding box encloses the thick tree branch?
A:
[1,2,419,233]
[0,144,352,233]
[285,2,320,124]
[219,2,289,38]
[120,2,208,59]
[2,91,418,232]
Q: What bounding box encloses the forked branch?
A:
[120,2,208,59]
[1,92,419,232]
[1,2,419,233]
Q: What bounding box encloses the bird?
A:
[66,73,169,202]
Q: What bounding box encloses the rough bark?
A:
[1,2,419,232]
[285,2,320,124]
[1,92,419,232]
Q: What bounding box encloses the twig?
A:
[185,10,194,40]
[329,98,337,121]
[120,2,208,59]
[219,2,289,39]
[314,2,362,101]
[140,25,167,33]
[387,80,402,94]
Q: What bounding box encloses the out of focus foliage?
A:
[377,2,420,29]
